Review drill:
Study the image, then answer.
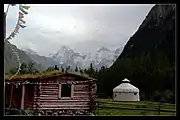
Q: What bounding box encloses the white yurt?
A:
[113,78,140,101]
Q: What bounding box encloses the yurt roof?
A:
[113,78,139,93]
[122,78,130,82]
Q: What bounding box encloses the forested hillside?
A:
[89,5,175,103]
[4,41,43,73]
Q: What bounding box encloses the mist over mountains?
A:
[5,42,123,73]
[27,45,123,70]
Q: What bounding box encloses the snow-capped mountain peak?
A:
[97,47,111,52]
[49,46,122,70]
[59,45,73,52]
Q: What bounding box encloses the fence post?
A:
[97,101,99,115]
[158,106,161,115]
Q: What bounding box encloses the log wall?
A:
[33,77,91,110]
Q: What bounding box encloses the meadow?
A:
[93,98,176,116]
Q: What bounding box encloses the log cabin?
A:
[5,71,96,114]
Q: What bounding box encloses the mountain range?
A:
[48,45,123,70]
[4,41,123,73]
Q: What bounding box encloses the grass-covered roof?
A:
[5,70,94,81]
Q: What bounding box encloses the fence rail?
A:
[93,101,176,115]
[96,101,175,107]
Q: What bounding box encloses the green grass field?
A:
[92,98,176,116]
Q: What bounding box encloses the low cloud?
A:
[4,4,154,56]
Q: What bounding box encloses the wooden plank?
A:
[42,85,59,89]
[40,91,58,94]
[34,97,58,100]
[39,104,89,107]
[39,92,58,94]
[38,108,90,110]
[21,84,25,109]
[35,95,58,97]
[73,97,90,99]
[34,97,59,100]
[23,101,34,103]
[34,96,90,99]
[33,104,89,107]
[34,96,58,99]
[34,83,58,85]
[34,97,89,101]
[40,105,90,107]
[34,97,90,100]
[37,100,90,102]
[41,87,59,90]
[40,90,58,92]
[34,95,59,99]
[74,90,89,92]
[41,88,58,89]
[40,84,58,85]
[37,105,89,108]
[73,93,89,97]
[73,92,89,94]
[41,85,58,87]
[37,89,58,92]
[40,102,89,105]
[38,93,59,96]
[74,92,89,95]
[41,84,59,86]
[41,87,58,89]
[39,93,59,96]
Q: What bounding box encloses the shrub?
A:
[152,91,161,102]
[162,90,174,103]
[5,108,35,115]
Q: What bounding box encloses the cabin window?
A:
[59,84,72,98]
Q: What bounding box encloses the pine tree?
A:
[20,63,28,74]
[89,63,94,77]
[84,68,87,73]
[66,65,70,71]
[55,65,59,70]
[90,63,93,70]
[61,67,64,73]
[28,62,38,74]
[75,66,78,72]
[80,70,83,74]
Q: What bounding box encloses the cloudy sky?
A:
[4,4,154,56]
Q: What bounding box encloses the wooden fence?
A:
[92,101,176,115]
